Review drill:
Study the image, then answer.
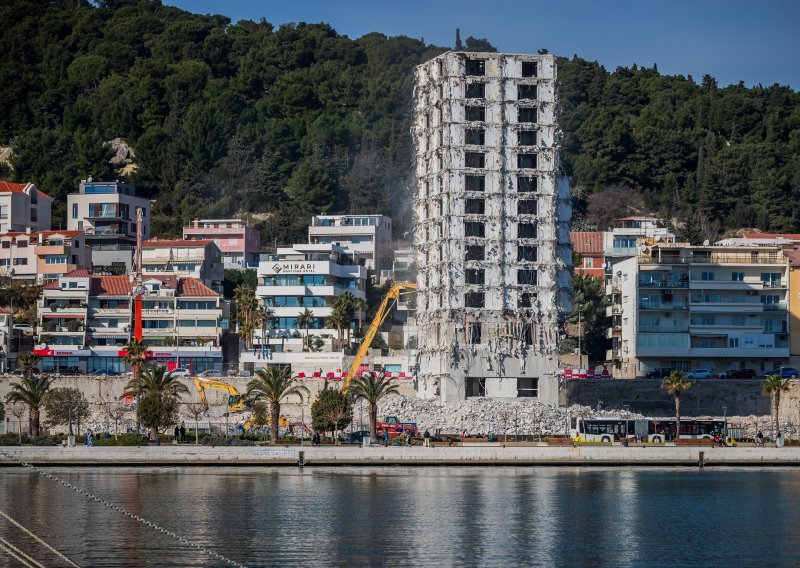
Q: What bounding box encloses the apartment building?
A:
[606,244,789,378]
[35,271,226,374]
[0,181,52,232]
[183,218,261,269]
[245,244,367,362]
[141,239,223,293]
[67,179,149,272]
[571,231,604,279]
[308,214,393,274]
[0,230,91,282]
[413,51,571,404]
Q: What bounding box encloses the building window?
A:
[1,241,9,249]
[13,258,27,265]
[71,204,78,219]
[0,259,8,267]
[517,377,538,397]
[522,62,537,77]
[465,128,485,145]
[517,176,536,192]
[517,269,537,285]
[466,83,485,98]
[465,198,485,215]
[45,255,68,264]
[465,175,485,192]
[518,130,537,146]
[518,108,537,123]
[464,222,485,238]
[583,257,594,269]
[517,154,537,169]
[731,272,744,281]
[468,324,482,344]
[466,377,486,397]
[518,246,537,262]
[518,199,537,215]
[465,59,485,76]
[465,105,485,121]
[465,245,485,261]
[518,223,537,238]
[518,84,537,100]
[465,292,485,308]
[700,271,715,281]
[465,152,485,168]
[30,208,37,222]
[520,292,536,307]
[465,269,485,285]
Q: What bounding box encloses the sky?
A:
[165,0,800,89]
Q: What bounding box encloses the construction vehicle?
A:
[240,415,312,437]
[193,377,244,412]
[342,282,417,393]
[377,416,418,439]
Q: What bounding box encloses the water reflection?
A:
[2,467,800,566]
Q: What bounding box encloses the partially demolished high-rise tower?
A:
[413,52,571,404]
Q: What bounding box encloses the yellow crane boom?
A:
[343,282,416,393]
[193,378,244,412]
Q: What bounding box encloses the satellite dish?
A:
[87,175,93,182]
[703,240,710,246]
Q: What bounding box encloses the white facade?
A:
[67,180,150,245]
[0,181,52,233]
[607,244,790,378]
[413,51,571,404]
[254,244,367,352]
[308,215,393,274]
[141,239,224,294]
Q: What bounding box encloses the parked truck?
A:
[376,416,418,438]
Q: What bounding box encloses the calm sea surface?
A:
[1,466,799,567]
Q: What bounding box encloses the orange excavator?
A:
[342,282,416,394]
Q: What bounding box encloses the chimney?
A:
[193,219,199,229]
[39,232,43,245]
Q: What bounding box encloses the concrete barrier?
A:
[3,445,800,467]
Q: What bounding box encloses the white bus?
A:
[572,418,726,443]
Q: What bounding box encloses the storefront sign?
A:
[33,349,90,357]
[270,262,320,274]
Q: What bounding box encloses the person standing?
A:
[174,425,181,443]
[423,430,431,448]
[383,429,389,447]
[180,423,187,443]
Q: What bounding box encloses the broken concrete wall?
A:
[413,52,570,405]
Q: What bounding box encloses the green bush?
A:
[0,434,24,445]
[31,436,59,446]
[94,433,148,446]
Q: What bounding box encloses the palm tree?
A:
[328,306,346,349]
[6,354,52,437]
[296,308,314,352]
[763,374,791,439]
[245,367,309,444]
[347,373,400,443]
[124,364,190,399]
[124,365,190,441]
[255,305,274,355]
[234,284,258,349]
[333,293,355,346]
[123,338,147,387]
[661,371,692,441]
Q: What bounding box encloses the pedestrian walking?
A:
[423,430,431,447]
[85,430,93,447]
[174,425,180,443]
[405,431,411,446]
[383,430,389,447]
[180,423,187,443]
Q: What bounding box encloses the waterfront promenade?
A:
[3,444,800,467]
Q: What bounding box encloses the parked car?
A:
[169,367,192,377]
[12,324,34,334]
[719,368,757,379]
[345,430,372,445]
[687,369,713,379]
[645,368,673,379]
[768,367,799,379]
[197,369,222,378]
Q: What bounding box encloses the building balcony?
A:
[636,345,788,358]
[638,325,688,333]
[688,280,785,291]
[142,308,175,316]
[639,302,688,311]
[605,305,623,317]
[604,246,639,256]
[142,328,174,335]
[605,283,621,295]
[87,325,129,334]
[92,307,131,316]
[638,254,785,265]
[689,301,779,313]
[638,280,688,288]
[606,328,622,339]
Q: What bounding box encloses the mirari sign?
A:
[271,262,319,274]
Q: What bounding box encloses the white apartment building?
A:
[67,180,149,272]
[0,181,52,233]
[308,214,393,274]
[35,271,226,374]
[248,244,367,359]
[413,51,572,404]
[607,244,789,378]
[141,239,224,294]
[603,216,675,271]
[183,218,261,269]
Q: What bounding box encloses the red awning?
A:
[42,314,85,319]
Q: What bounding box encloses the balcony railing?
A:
[638,325,688,333]
[638,280,689,288]
[639,255,784,265]
[639,302,688,310]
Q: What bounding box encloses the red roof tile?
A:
[143,239,213,247]
[91,276,133,296]
[176,277,218,297]
[0,181,50,198]
[743,233,800,241]
[570,231,604,254]
[37,230,84,239]
[63,269,91,278]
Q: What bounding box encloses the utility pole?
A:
[578,308,583,369]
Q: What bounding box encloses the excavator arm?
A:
[193,378,244,412]
[343,282,416,393]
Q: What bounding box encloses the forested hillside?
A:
[2,0,799,245]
